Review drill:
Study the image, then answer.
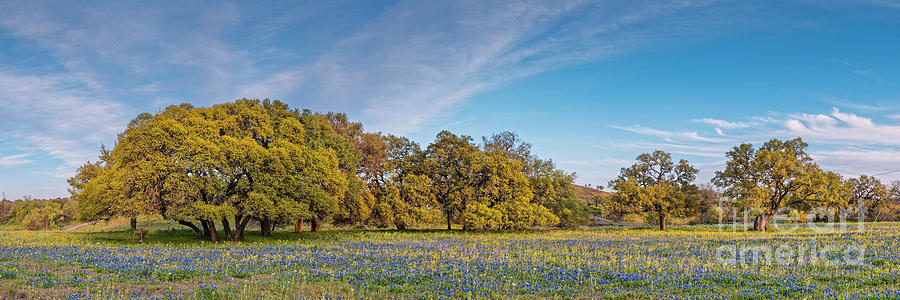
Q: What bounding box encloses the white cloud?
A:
[0,0,738,136]
[611,125,731,143]
[240,0,724,133]
[0,70,129,177]
[789,113,838,129]
[830,107,874,128]
[654,108,900,182]
[813,149,900,181]
[613,142,731,158]
[778,108,900,145]
[0,154,33,167]
[0,2,249,103]
[827,98,900,111]
[693,118,758,129]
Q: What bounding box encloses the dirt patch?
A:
[61,221,98,232]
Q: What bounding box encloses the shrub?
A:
[703,206,724,224]
[545,198,590,227]
[22,205,65,230]
[6,198,76,230]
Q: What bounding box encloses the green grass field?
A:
[2,220,900,299]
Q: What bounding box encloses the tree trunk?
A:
[130,218,137,231]
[178,220,203,237]
[221,217,233,241]
[206,220,218,241]
[233,216,251,241]
[201,220,211,238]
[873,208,882,223]
[260,219,272,236]
[396,223,406,230]
[271,220,278,234]
[754,214,774,231]
[659,213,667,231]
[446,212,452,230]
[311,219,320,232]
[294,220,303,233]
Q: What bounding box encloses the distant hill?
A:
[573,185,609,205]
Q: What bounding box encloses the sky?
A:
[1,0,900,199]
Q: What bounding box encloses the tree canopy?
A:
[69,100,896,237]
[849,175,889,222]
[69,100,578,240]
[712,138,849,231]
[609,150,698,231]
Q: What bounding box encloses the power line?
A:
[872,169,900,177]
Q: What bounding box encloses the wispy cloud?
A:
[826,98,900,112]
[779,108,900,145]
[0,154,32,167]
[0,70,129,177]
[0,1,249,103]
[239,0,725,133]
[693,118,759,129]
[0,2,253,180]
[611,125,731,143]
[612,142,731,158]
[813,149,900,177]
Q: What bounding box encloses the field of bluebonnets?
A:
[3,222,900,299]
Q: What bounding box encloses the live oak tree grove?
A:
[70,100,349,241]
[60,103,900,237]
[69,100,573,240]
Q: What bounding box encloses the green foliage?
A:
[481,132,576,227]
[712,138,850,230]
[609,150,699,230]
[68,160,112,222]
[0,199,11,224]
[545,197,590,227]
[22,205,64,230]
[704,205,725,224]
[848,175,889,221]
[4,198,76,230]
[425,131,481,229]
[69,102,582,238]
[420,131,560,230]
[70,99,351,240]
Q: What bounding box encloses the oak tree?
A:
[610,150,698,231]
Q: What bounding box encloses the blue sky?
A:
[2,0,900,199]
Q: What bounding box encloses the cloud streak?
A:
[0,154,32,167]
[240,0,724,133]
[611,125,731,143]
[0,70,129,177]
[693,118,760,129]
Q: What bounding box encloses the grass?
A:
[3,219,900,299]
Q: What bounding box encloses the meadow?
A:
[2,221,900,299]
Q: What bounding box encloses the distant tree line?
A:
[0,196,77,230]
[68,99,585,240]
[602,138,900,231]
